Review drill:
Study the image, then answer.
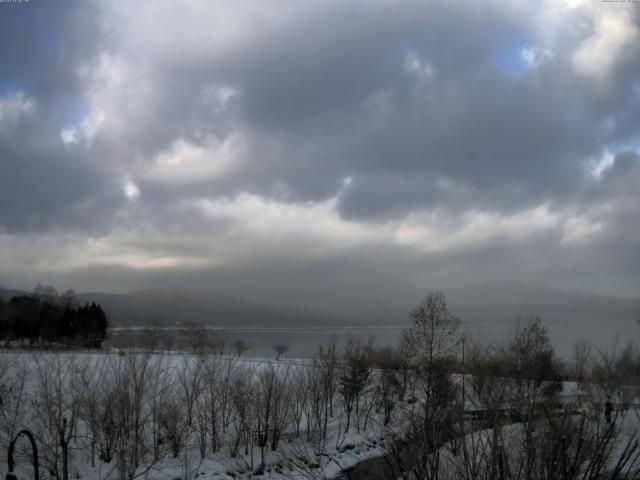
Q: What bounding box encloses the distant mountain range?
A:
[1,286,638,329]
[0,288,28,301]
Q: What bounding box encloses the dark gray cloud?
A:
[0,0,639,302]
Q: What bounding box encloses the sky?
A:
[0,0,639,309]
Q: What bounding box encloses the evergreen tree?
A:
[0,288,108,348]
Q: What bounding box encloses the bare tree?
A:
[232,339,250,357]
[229,363,254,458]
[177,357,203,430]
[106,350,161,480]
[0,354,30,458]
[77,355,109,468]
[383,292,461,480]
[273,343,289,360]
[572,339,593,384]
[338,338,371,432]
[174,356,206,477]
[146,353,175,461]
[502,317,562,412]
[210,330,226,355]
[194,353,216,457]
[371,346,405,426]
[158,396,182,458]
[184,321,209,354]
[451,406,640,480]
[303,359,323,443]
[31,353,81,480]
[592,341,640,417]
[404,291,461,364]
[251,363,291,467]
[289,365,309,437]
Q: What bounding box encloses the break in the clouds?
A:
[0,0,639,303]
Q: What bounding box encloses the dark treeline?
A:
[0,284,108,348]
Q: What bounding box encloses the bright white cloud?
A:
[0,230,211,272]
[395,204,560,252]
[142,133,245,184]
[59,108,106,146]
[79,53,152,144]
[515,0,637,82]
[60,126,78,145]
[97,0,331,64]
[190,193,378,249]
[0,187,616,276]
[573,9,639,79]
[590,149,615,178]
[187,193,605,258]
[122,176,140,200]
[560,214,604,245]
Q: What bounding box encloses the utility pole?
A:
[461,333,466,412]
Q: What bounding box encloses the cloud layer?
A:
[1,0,639,305]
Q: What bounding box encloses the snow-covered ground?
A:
[0,349,402,480]
[1,349,639,480]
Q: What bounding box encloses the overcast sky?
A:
[0,0,639,307]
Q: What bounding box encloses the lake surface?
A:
[107,315,638,359]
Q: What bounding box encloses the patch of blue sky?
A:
[69,101,90,125]
[492,40,529,78]
[597,136,640,171]
[610,138,640,155]
[0,79,33,96]
[33,27,63,54]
